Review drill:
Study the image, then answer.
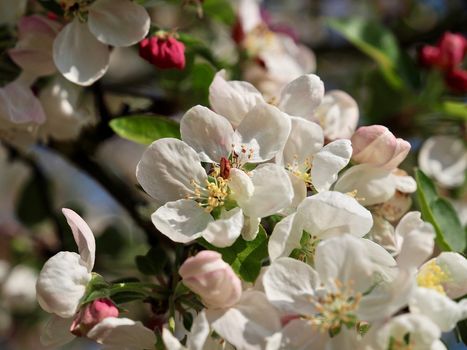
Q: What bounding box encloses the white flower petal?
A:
[62,208,95,272]
[395,212,435,270]
[162,328,186,350]
[296,191,373,239]
[240,164,293,218]
[370,314,441,350]
[136,138,207,204]
[431,252,467,299]
[151,199,213,244]
[334,164,396,206]
[88,0,150,47]
[268,213,302,261]
[209,70,264,128]
[410,287,467,332]
[278,74,324,118]
[358,269,415,322]
[53,19,109,86]
[310,139,352,192]
[234,103,291,163]
[0,79,46,124]
[241,215,261,241]
[392,173,417,193]
[187,310,210,350]
[36,252,90,318]
[263,257,319,316]
[201,207,244,247]
[313,90,359,140]
[418,136,467,188]
[229,168,254,206]
[279,117,324,166]
[315,235,396,294]
[206,291,281,350]
[180,105,234,163]
[40,316,75,347]
[87,317,156,350]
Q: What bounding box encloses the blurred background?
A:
[0,0,466,348]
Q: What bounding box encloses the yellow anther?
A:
[305,279,361,334]
[417,260,449,295]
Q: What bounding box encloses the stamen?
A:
[304,279,361,336]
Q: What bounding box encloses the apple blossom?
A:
[268,191,373,261]
[276,116,352,208]
[38,76,97,141]
[210,71,359,147]
[418,135,467,188]
[36,208,95,318]
[264,235,397,348]
[0,75,46,146]
[179,251,242,309]
[136,102,293,246]
[53,0,150,85]
[8,15,61,77]
[363,313,446,350]
[313,90,359,141]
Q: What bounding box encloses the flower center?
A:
[231,144,255,168]
[188,165,230,213]
[59,0,95,20]
[306,279,362,336]
[416,260,449,295]
[286,156,313,187]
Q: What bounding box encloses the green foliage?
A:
[198,226,269,283]
[416,169,466,252]
[202,0,236,25]
[109,115,180,145]
[438,101,467,121]
[16,177,50,226]
[37,0,64,16]
[136,246,169,276]
[328,18,419,90]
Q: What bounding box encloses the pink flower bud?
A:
[139,35,186,70]
[351,125,411,170]
[419,32,467,71]
[445,69,467,93]
[70,298,119,337]
[179,251,242,309]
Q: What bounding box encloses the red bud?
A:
[139,35,186,70]
[445,69,467,93]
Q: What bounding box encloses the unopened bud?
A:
[179,250,242,309]
[139,34,186,70]
[351,125,411,170]
[70,299,119,337]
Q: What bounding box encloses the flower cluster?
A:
[34,70,467,349]
[419,32,467,92]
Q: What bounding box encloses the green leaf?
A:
[438,101,467,121]
[198,226,268,282]
[202,0,236,25]
[416,169,466,252]
[109,115,180,145]
[431,198,465,251]
[328,18,404,90]
[135,246,168,276]
[178,33,224,70]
